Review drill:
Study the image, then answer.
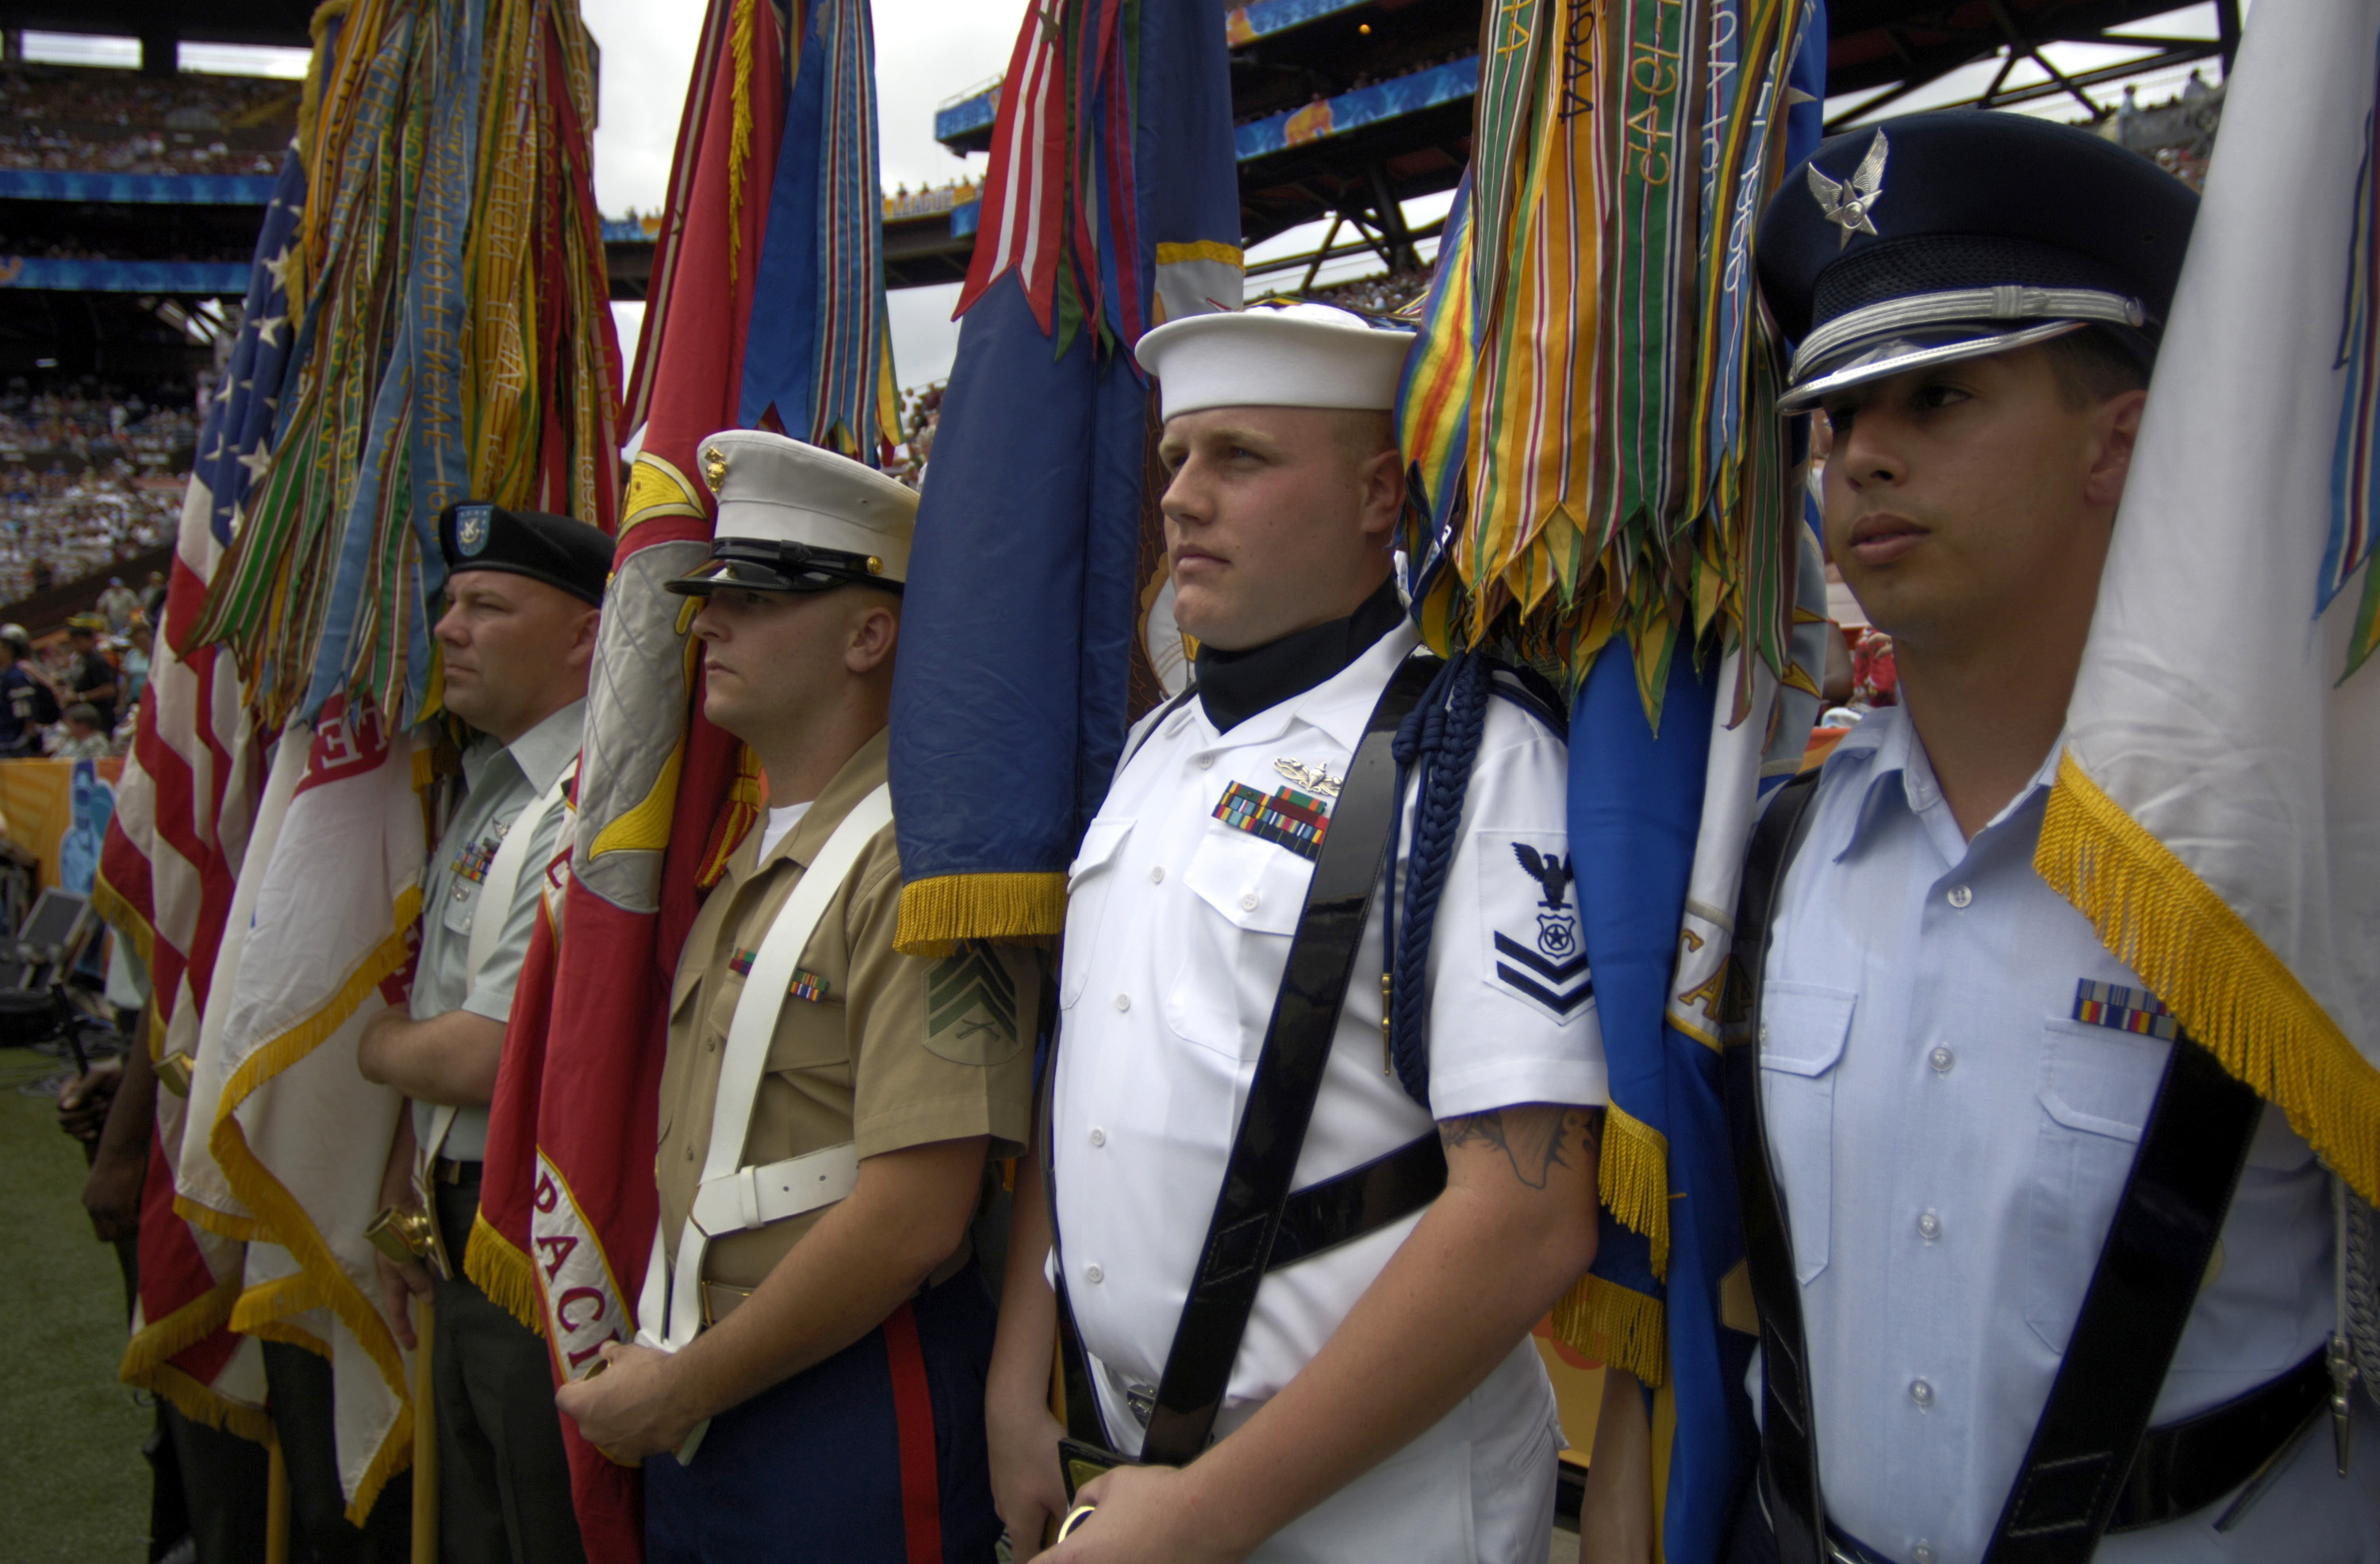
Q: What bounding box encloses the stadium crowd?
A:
[0,63,290,176]
[0,467,178,605]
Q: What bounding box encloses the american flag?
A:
[97,142,303,1443]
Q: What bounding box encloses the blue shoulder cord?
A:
[1380,650,1491,1109]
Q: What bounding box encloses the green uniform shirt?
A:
[410,698,582,1162]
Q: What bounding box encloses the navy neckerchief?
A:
[1193,577,1403,734]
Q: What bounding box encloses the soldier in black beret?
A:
[1707,112,2374,1564]
[437,501,615,610]
[354,501,612,1564]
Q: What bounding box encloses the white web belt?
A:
[633,782,891,1459]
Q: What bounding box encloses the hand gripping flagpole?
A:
[266,1432,290,1564]
[412,1295,436,1564]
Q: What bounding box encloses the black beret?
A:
[1757,110,2199,408]
[437,502,612,608]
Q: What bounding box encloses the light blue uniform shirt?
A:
[1757,705,2374,1564]
[409,699,582,1162]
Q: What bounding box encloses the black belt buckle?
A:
[1057,1435,1146,1503]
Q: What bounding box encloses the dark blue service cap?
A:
[1757,110,2199,410]
[437,502,612,608]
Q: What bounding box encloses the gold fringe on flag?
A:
[205,887,423,1525]
[1597,1104,1672,1278]
[725,0,757,287]
[895,873,1066,958]
[1552,1271,1668,1387]
[2036,753,2380,1204]
[464,1211,548,1336]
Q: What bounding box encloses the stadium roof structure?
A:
[866,0,2236,291]
[0,1,315,60]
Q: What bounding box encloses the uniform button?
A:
[1114,993,1130,1012]
[1084,1263,1104,1284]
[1240,892,1260,911]
[1917,1209,1941,1240]
[1947,884,1972,909]
[1914,1546,1937,1564]
[1759,1022,1771,1044]
[458,916,472,934]
[685,1144,697,1161]
[1088,1127,1106,1148]
[1910,1378,1934,1408]
[1930,1045,1955,1073]
[705,1038,716,1052]
[1149,866,1165,884]
[1197,754,1215,770]
[451,884,469,902]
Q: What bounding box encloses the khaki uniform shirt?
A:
[655,728,1038,1290]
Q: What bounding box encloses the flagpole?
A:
[412,1297,436,1564]
[265,1431,290,1564]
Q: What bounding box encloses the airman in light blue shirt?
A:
[1722,110,2378,1564]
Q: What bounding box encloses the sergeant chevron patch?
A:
[926,941,1023,1065]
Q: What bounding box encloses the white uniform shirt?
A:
[1051,623,1607,1560]
[1760,706,2373,1564]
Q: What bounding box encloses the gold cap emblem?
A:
[702,446,728,493]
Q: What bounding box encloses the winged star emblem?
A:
[1808,128,1888,248]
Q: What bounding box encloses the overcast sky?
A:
[582,0,1033,392]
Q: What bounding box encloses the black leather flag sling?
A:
[1047,654,1443,1492]
[1729,769,2287,1564]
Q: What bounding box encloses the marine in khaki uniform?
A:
[556,430,1037,1564]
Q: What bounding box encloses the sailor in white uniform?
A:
[986,304,1609,1562]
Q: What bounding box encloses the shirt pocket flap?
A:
[1759,983,1855,1077]
[1068,817,1134,889]
[2037,1017,2160,1142]
[1183,824,1307,936]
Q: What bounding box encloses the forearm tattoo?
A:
[1438,1105,1605,1190]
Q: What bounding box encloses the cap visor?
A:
[1779,320,2086,412]
[662,561,839,596]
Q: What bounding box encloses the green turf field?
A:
[0,1049,151,1562]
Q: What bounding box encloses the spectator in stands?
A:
[0,622,53,757]
[63,613,116,731]
[119,619,150,715]
[141,569,166,623]
[1852,627,1898,707]
[54,700,107,759]
[96,573,136,634]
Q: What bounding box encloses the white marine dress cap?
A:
[1135,301,1418,420]
[667,428,919,595]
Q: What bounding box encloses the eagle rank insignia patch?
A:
[1483,837,1592,1019]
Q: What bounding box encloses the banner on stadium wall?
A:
[0,756,125,889]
